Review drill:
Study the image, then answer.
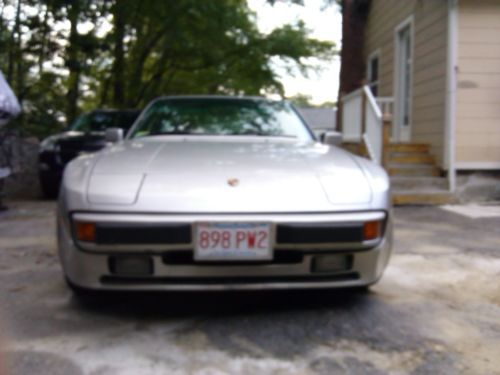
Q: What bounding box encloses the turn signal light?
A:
[75,222,96,242]
[363,220,381,241]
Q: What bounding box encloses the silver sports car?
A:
[57,96,392,293]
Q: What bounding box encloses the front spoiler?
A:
[58,214,393,291]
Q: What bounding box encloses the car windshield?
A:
[129,98,313,140]
[70,111,138,132]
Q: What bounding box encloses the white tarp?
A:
[0,71,19,180]
[0,70,21,127]
[0,167,11,179]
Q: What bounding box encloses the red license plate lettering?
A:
[195,223,272,261]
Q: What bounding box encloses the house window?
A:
[394,15,414,143]
[397,25,412,128]
[367,52,379,96]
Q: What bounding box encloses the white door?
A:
[395,23,413,142]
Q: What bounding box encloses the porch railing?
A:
[376,97,394,119]
[340,85,393,167]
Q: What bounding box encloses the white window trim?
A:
[366,49,381,95]
[393,15,415,142]
[445,0,458,191]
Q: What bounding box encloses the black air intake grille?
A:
[95,223,192,245]
[162,249,304,265]
[276,223,364,244]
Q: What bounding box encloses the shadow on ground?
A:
[71,288,370,319]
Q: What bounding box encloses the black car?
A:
[38,109,140,198]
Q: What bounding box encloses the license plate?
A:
[195,222,272,261]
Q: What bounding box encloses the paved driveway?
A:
[0,201,499,375]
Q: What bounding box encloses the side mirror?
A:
[105,128,123,143]
[320,130,342,146]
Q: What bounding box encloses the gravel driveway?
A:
[0,200,499,375]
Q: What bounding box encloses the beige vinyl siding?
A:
[456,0,500,167]
[363,0,448,167]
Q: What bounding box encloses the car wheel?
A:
[39,176,59,199]
[349,285,370,294]
[65,277,98,300]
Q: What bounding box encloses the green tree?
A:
[0,0,337,138]
[287,94,314,107]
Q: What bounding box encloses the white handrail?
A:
[341,87,363,102]
[341,85,393,164]
[376,97,394,117]
[364,86,382,119]
[363,86,382,163]
[341,89,363,142]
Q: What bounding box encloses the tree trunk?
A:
[7,0,21,84]
[38,1,51,74]
[99,76,111,107]
[66,1,81,125]
[111,1,125,107]
[0,3,6,61]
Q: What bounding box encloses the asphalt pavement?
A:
[0,200,499,375]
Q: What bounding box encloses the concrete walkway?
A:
[0,201,499,374]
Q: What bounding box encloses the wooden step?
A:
[389,151,429,157]
[388,154,435,164]
[392,191,457,206]
[340,143,361,154]
[391,176,448,191]
[388,165,441,177]
[388,143,429,153]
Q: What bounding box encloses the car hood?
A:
[85,137,373,212]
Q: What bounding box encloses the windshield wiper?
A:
[148,131,193,136]
[239,133,297,138]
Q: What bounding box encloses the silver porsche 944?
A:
[57,96,392,293]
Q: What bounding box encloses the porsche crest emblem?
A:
[227,178,239,187]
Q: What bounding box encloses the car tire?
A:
[39,176,59,199]
[65,277,98,300]
[349,285,370,294]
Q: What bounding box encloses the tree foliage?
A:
[0,0,336,138]
[287,93,336,108]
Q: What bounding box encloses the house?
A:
[338,0,500,203]
[297,107,337,136]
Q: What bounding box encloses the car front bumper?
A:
[58,211,393,291]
